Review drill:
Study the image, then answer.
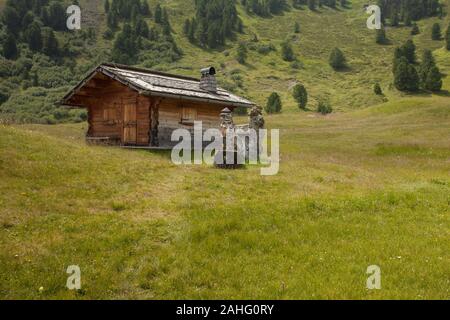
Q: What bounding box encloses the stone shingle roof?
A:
[61,63,255,108]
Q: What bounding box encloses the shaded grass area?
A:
[1,95,449,299]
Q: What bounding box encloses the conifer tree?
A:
[154,4,162,24]
[42,28,59,57]
[308,0,316,10]
[418,49,436,85]
[431,23,441,40]
[183,19,191,36]
[2,6,21,35]
[112,23,138,64]
[424,66,442,91]
[48,1,66,31]
[104,0,110,13]
[394,57,419,92]
[107,11,119,30]
[26,21,43,52]
[293,84,308,110]
[22,11,34,30]
[391,12,399,27]
[32,71,39,87]
[401,39,416,64]
[141,0,151,16]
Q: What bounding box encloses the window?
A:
[181,107,197,124]
[103,108,118,124]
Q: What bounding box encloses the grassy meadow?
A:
[1,94,449,299]
[0,0,450,300]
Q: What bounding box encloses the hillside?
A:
[0,0,449,123]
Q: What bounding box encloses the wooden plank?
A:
[123,103,137,144]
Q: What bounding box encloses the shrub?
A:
[0,88,11,105]
[281,41,295,62]
[103,29,115,40]
[376,27,388,44]
[445,23,450,50]
[317,100,333,115]
[291,61,302,69]
[411,23,420,36]
[329,48,346,70]
[257,43,276,55]
[236,42,247,64]
[293,84,308,109]
[431,23,441,40]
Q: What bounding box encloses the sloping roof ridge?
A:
[100,63,200,83]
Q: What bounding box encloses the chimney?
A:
[200,67,217,93]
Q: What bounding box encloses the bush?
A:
[257,43,276,55]
[0,89,11,105]
[103,29,115,40]
[376,28,388,44]
[265,92,282,114]
[234,106,248,116]
[317,100,332,115]
[374,83,383,95]
[411,23,420,36]
[281,41,295,62]
[291,61,302,69]
[293,84,308,109]
[236,42,247,64]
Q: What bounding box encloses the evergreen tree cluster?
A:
[393,39,442,92]
[183,0,241,48]
[0,0,69,60]
[377,0,442,26]
[106,0,153,32]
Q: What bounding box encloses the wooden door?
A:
[123,103,137,145]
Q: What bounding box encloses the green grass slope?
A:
[1,94,449,299]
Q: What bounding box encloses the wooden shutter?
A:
[181,107,197,123]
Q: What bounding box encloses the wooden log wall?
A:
[68,73,228,147]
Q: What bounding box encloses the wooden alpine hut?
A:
[60,63,254,147]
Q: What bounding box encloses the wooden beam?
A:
[150,97,162,147]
